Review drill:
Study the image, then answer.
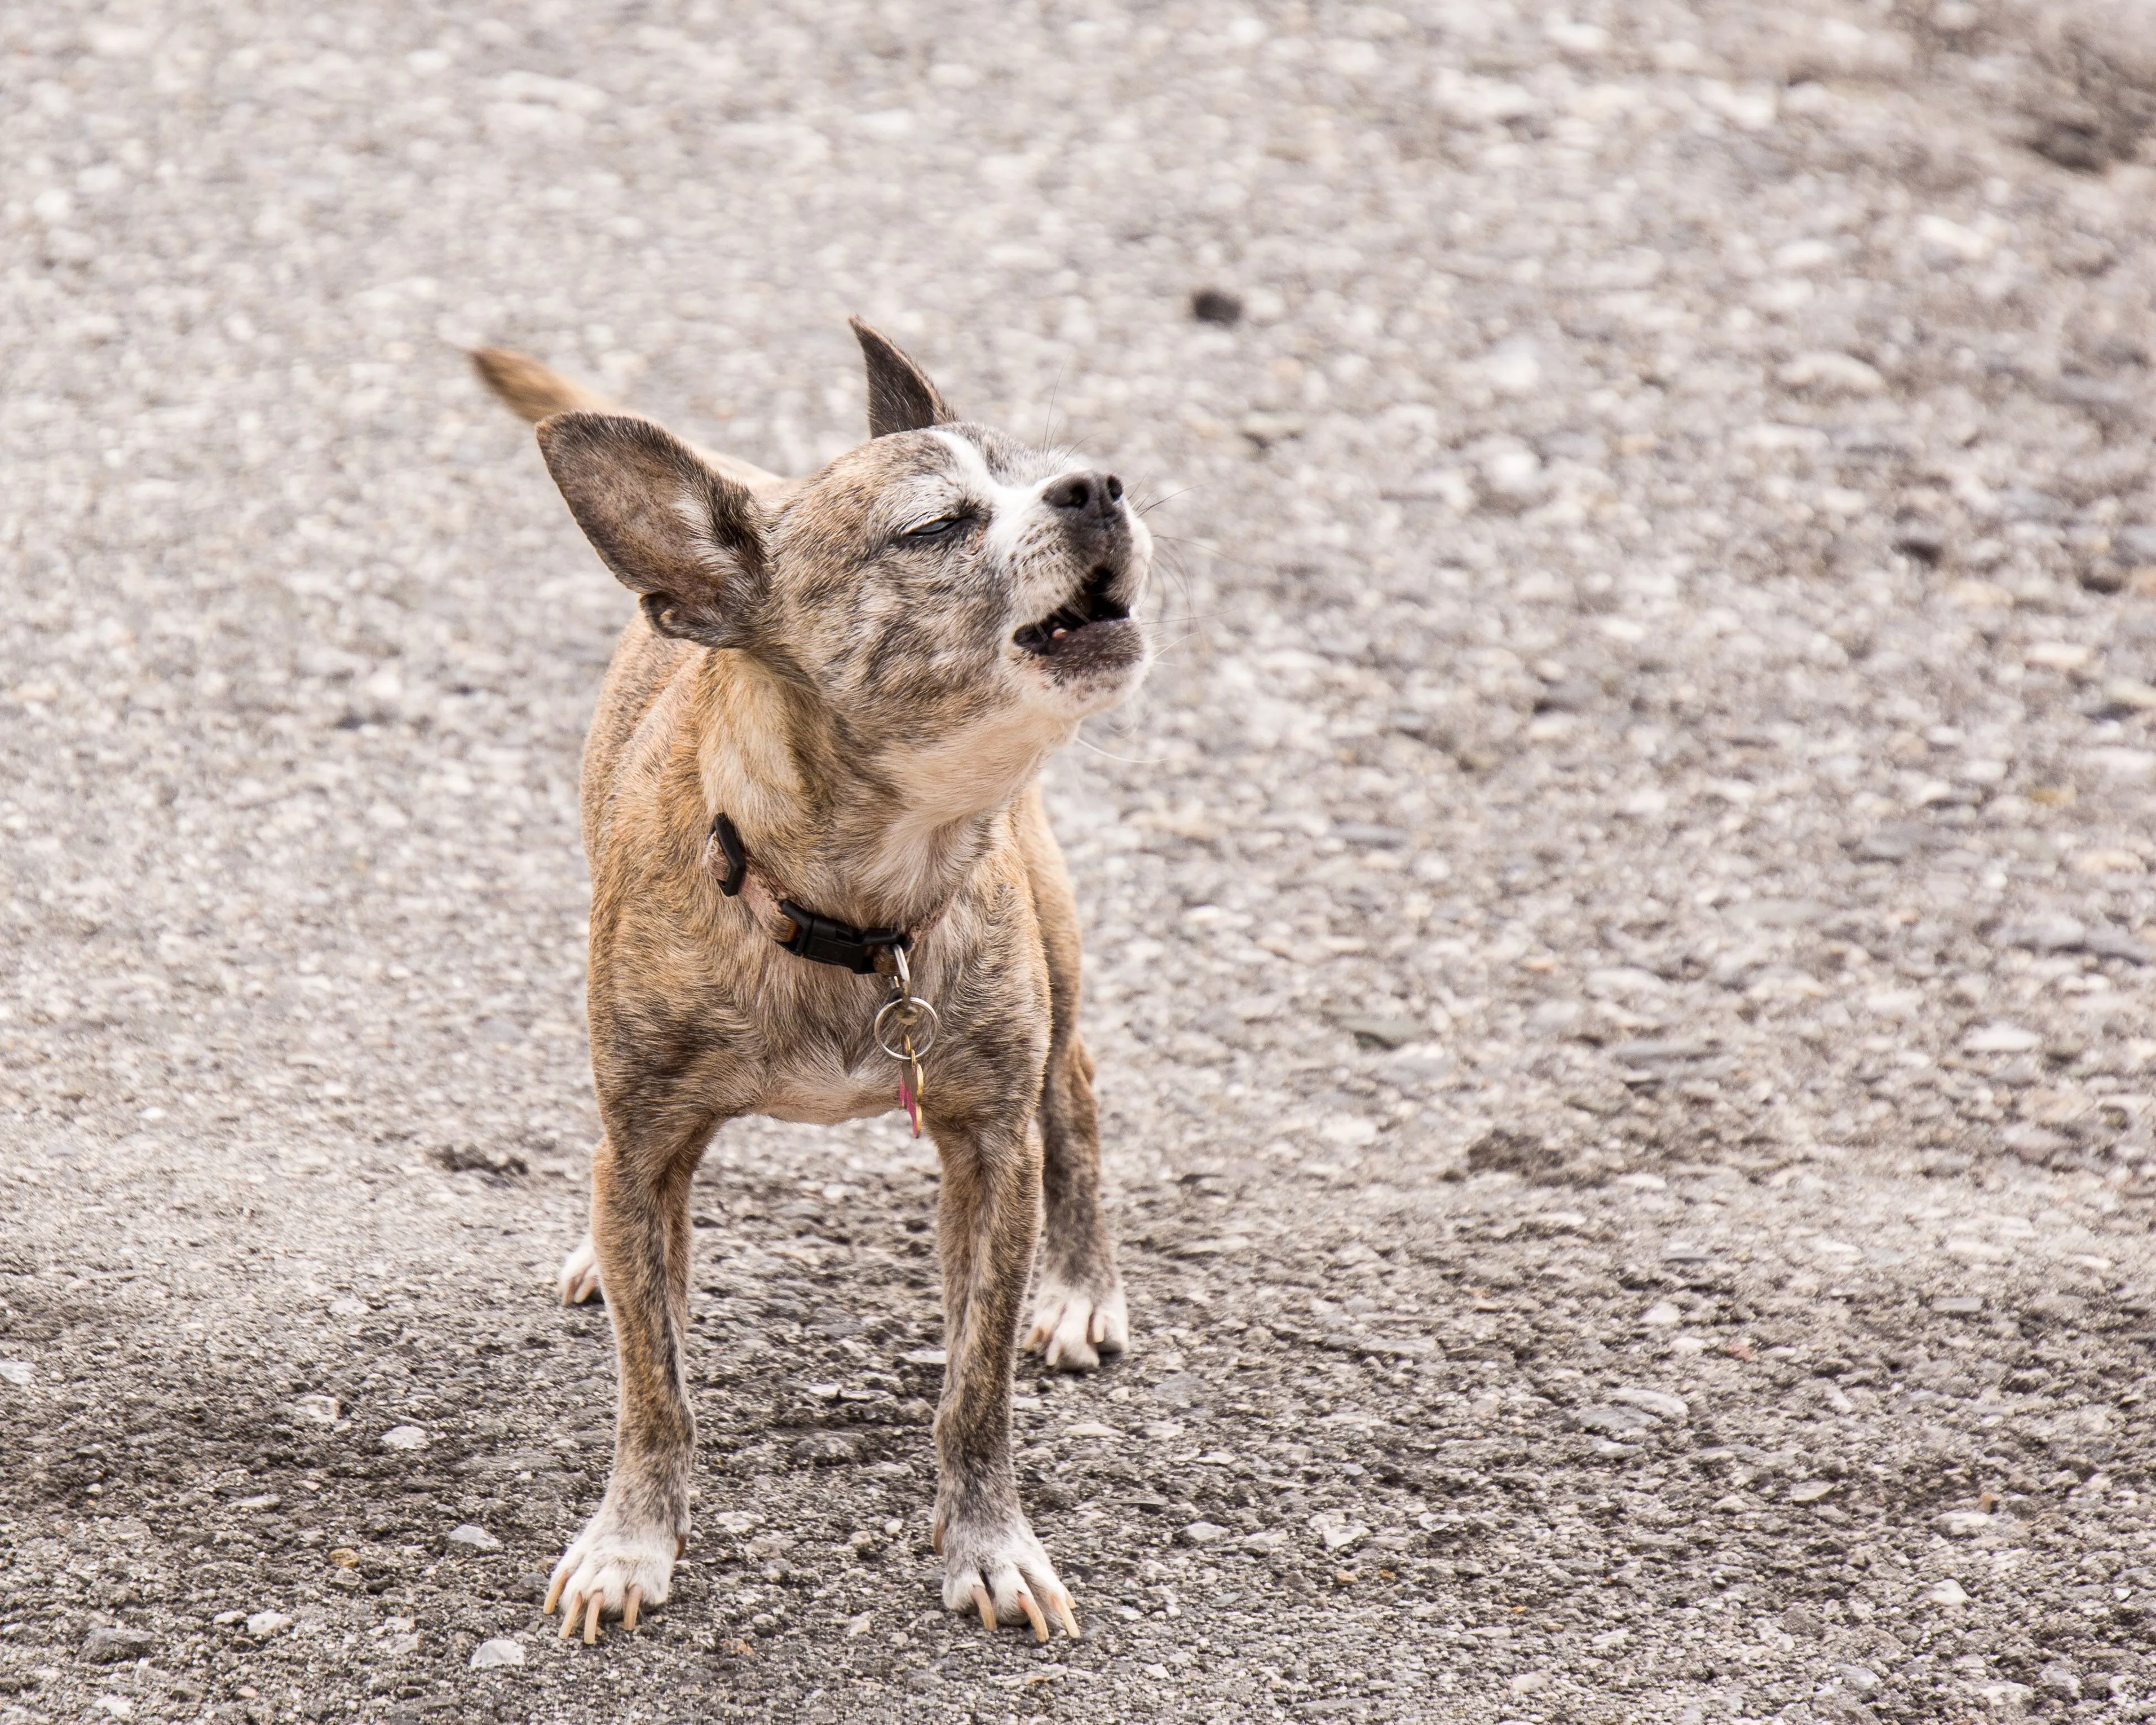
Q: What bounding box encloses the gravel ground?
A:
[7,1,2156,1720]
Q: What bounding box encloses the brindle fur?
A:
[472,323,1145,1644]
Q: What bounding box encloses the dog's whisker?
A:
[1035,359,1069,451]
[1071,731,1176,765]
[1132,483,1204,517]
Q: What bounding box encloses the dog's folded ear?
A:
[850,316,952,438]
[536,412,764,650]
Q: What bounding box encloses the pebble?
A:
[1777,351,1886,395]
[2069,848,2146,875]
[1337,1014,1424,1049]
[1933,1511,1992,1537]
[1610,1387,1688,1424]
[1150,1373,1208,1409]
[379,1426,429,1451]
[290,1394,340,1424]
[79,1626,155,1663]
[0,1361,31,1386]
[1575,1405,1658,1438]
[792,1433,859,1464]
[1180,1522,1230,1547]
[1782,1605,1824,1638]
[1790,1480,1838,1504]
[469,1639,524,1669]
[1835,1664,1882,1695]
[2039,1663,2082,1700]
[1641,1302,1684,1327]
[245,1611,291,1638]
[446,1524,502,1552]
[1925,1579,1971,1607]
[1307,1512,1368,1553]
[2101,679,2156,713]
[2002,1124,2070,1164]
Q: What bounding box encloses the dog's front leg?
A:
[929,1113,1080,1641]
[545,1118,711,1642]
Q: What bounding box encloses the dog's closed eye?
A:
[902,512,973,541]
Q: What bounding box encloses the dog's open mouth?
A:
[1013,566,1132,659]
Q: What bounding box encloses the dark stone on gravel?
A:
[1189,288,1243,325]
[1891,521,1948,563]
[81,1626,156,1662]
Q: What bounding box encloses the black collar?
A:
[710,813,911,977]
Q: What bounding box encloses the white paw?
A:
[1026,1281,1128,1372]
[558,1233,602,1305]
[544,1514,676,1644]
[939,1512,1080,1642]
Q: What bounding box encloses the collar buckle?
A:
[708,813,749,897]
[775,899,909,976]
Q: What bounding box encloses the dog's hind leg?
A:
[1014,789,1129,1372]
[558,1224,603,1305]
[545,1104,716,1643]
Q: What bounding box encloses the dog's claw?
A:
[972,1585,996,1633]
[544,1574,567,1616]
[1017,1587,1049,1643]
[557,1233,603,1305]
[1054,1593,1081,1639]
[546,1514,675,1647]
[1026,1282,1129,1373]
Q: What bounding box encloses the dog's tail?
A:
[470,347,618,423]
[470,345,796,501]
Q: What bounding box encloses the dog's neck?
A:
[696,654,1070,933]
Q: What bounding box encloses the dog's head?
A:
[531,321,1149,792]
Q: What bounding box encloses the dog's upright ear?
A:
[535,413,765,650]
[850,316,952,438]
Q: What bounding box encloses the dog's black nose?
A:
[1044,471,1125,519]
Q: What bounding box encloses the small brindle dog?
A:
[472,322,1147,1645]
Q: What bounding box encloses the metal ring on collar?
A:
[873,995,940,1061]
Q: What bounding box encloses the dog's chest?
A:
[756,1043,899,1127]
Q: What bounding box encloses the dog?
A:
[471,321,1147,1646]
